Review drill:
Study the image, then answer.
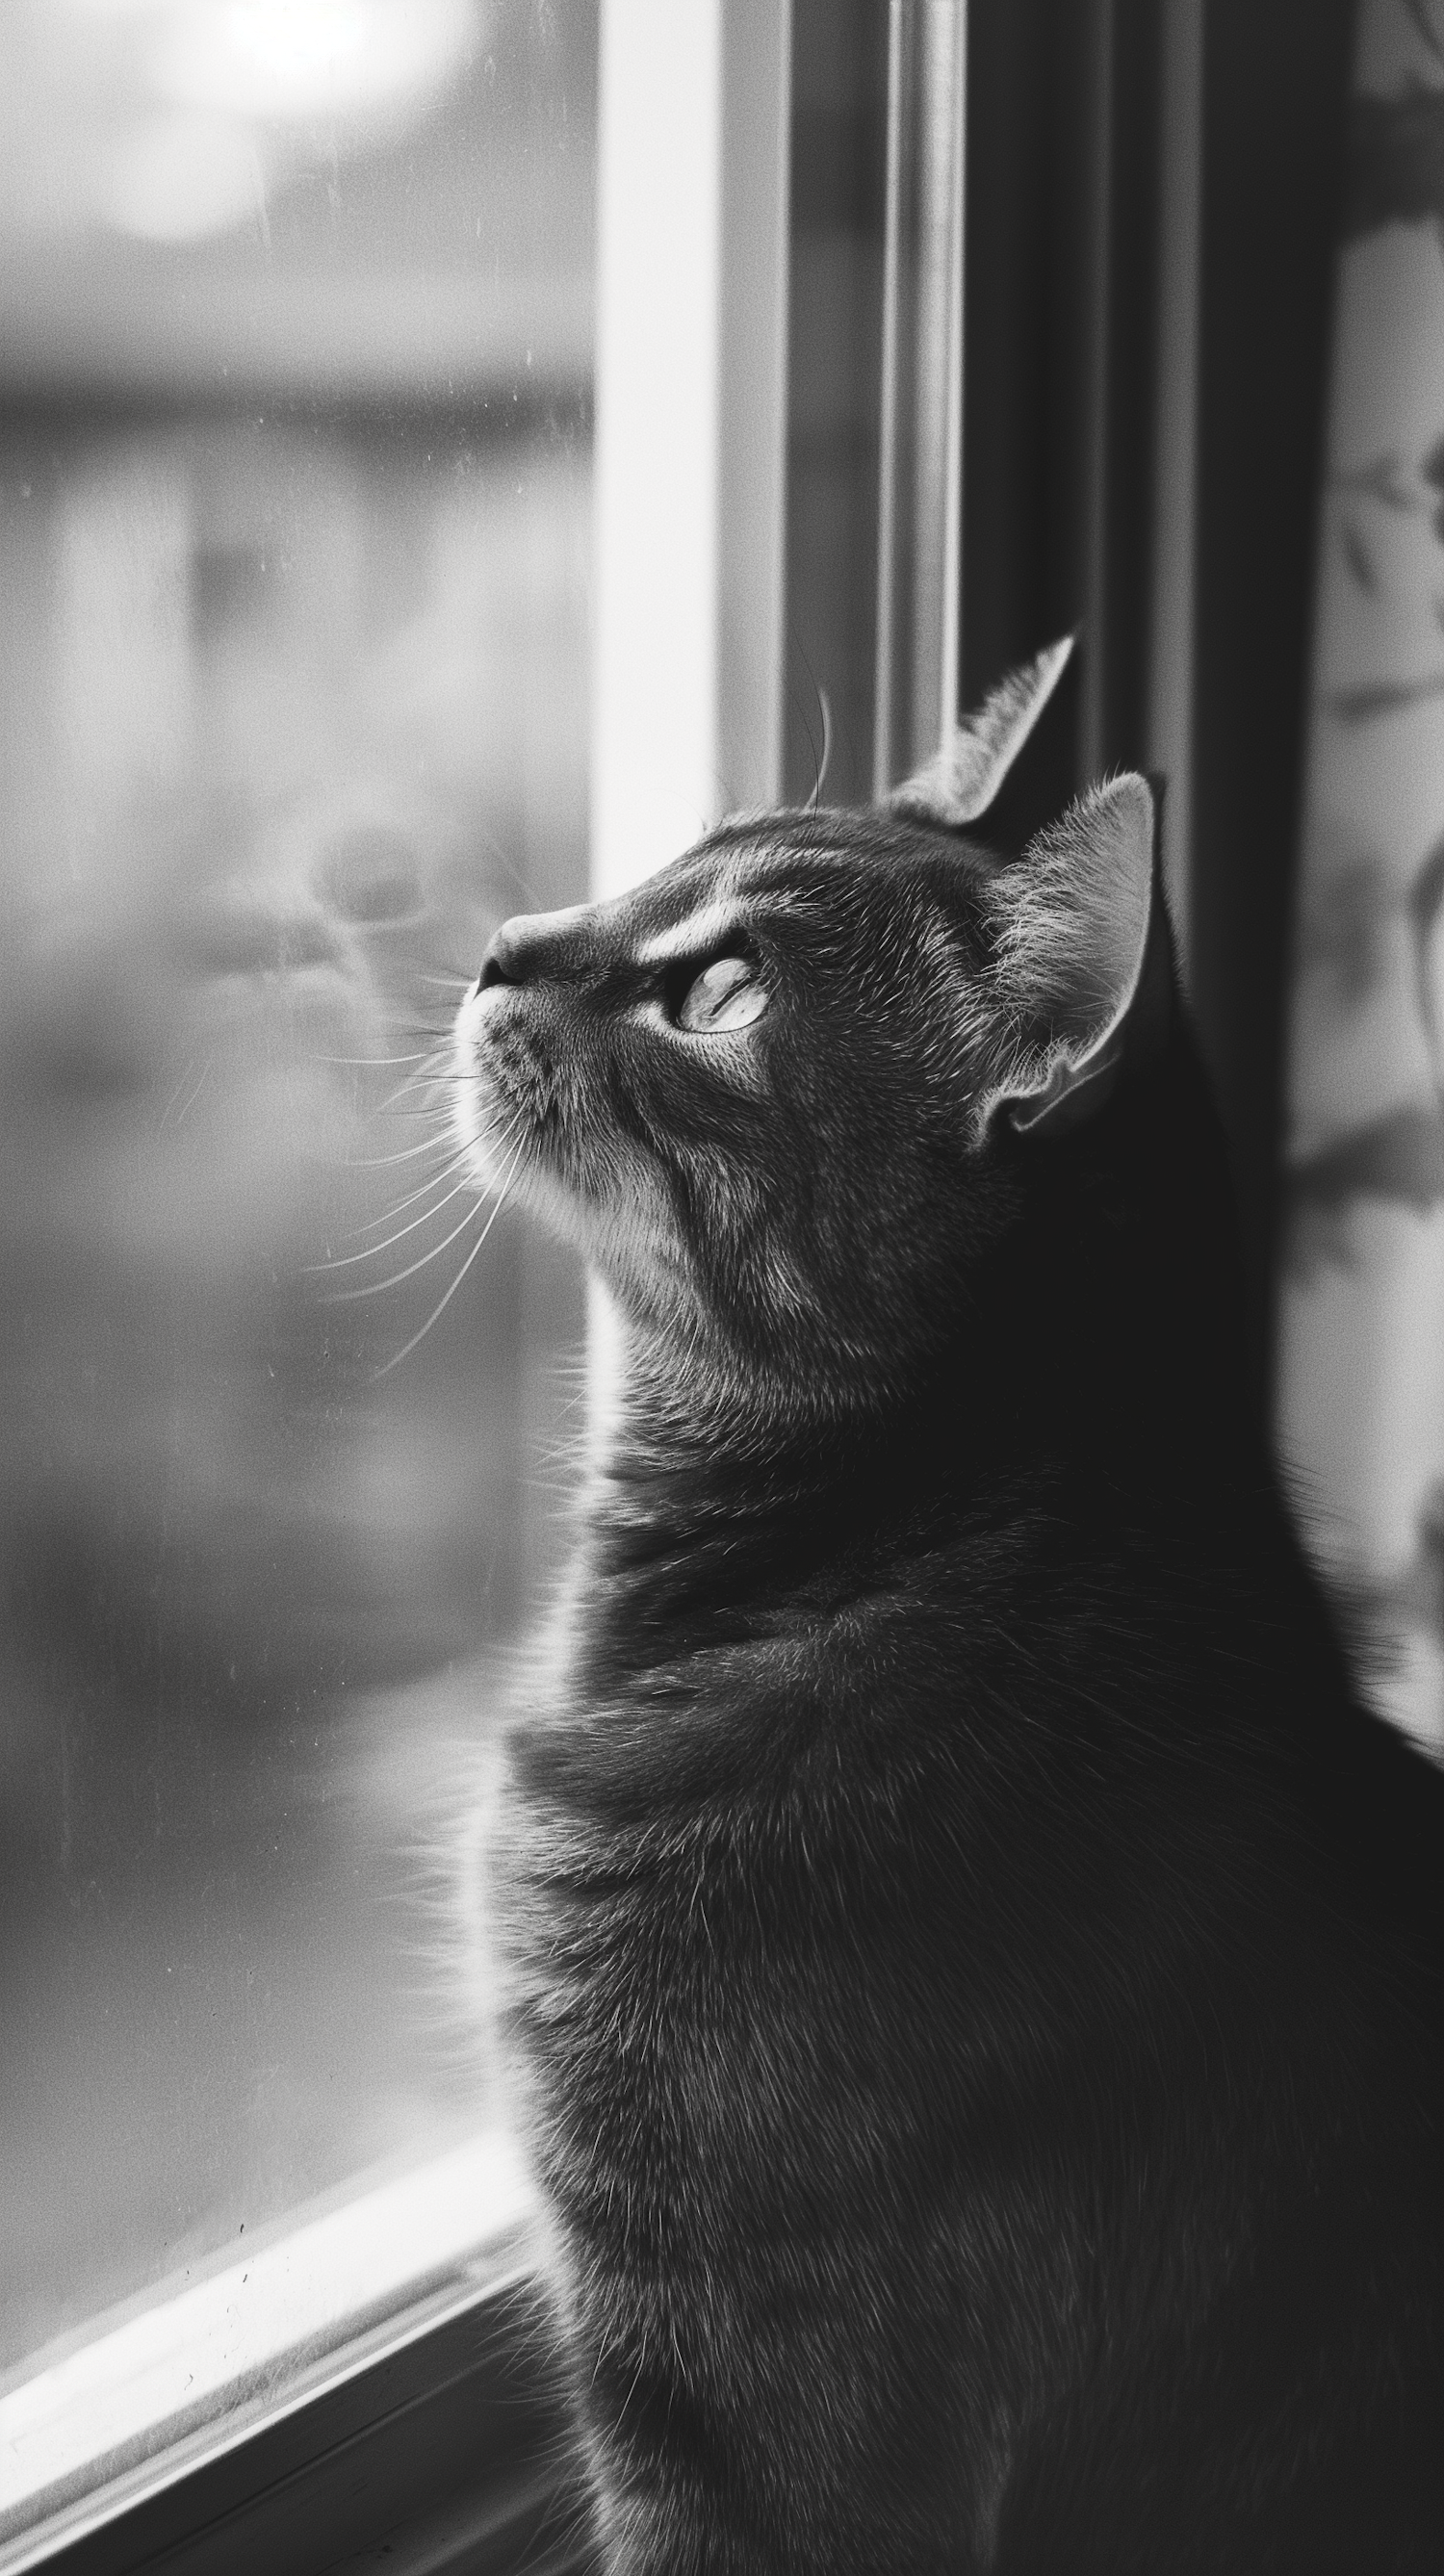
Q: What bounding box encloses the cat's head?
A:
[453,640,1163,1429]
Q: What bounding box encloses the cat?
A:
[451,637,1440,2575]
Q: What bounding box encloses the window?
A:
[0,2,595,2561]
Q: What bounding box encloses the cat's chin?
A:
[451,984,516,1191]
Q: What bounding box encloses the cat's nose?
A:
[477,910,581,992]
[477,917,538,990]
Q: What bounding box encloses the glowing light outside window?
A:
[6,0,483,245]
[152,0,477,121]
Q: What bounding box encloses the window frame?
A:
[7,2259,590,2576]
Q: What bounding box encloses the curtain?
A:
[1276,0,1444,1756]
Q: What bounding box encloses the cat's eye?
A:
[676,956,768,1034]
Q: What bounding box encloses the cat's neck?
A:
[589,1232,1255,1575]
[582,1040,1264,1585]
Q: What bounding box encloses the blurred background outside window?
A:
[0,0,595,2423]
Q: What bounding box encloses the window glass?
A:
[0,0,594,2383]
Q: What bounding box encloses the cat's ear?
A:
[982,772,1156,1137]
[885,635,1073,830]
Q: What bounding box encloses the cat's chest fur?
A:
[495,1452,1363,2568]
[495,1504,1075,2565]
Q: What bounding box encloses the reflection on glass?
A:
[0,0,595,2388]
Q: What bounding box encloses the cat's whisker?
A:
[321,1195,494,1301]
[376,1052,456,1118]
[370,1139,528,1378]
[342,1129,461,1170]
[169,1055,214,1127]
[305,1174,479,1273]
[343,1152,476,1236]
[322,1131,526,1305]
[788,641,826,811]
[344,1117,523,1243]
[374,1088,448,1125]
[315,1049,440,1069]
[810,682,833,810]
